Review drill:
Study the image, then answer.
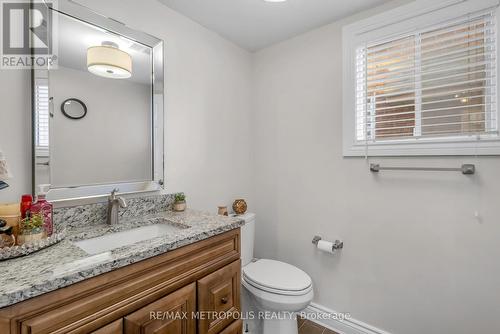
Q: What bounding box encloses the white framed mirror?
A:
[32,0,164,202]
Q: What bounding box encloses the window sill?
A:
[343,137,500,156]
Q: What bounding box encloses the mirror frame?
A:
[32,0,165,203]
[60,98,87,120]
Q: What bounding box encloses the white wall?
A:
[252,1,500,334]
[0,0,254,212]
[49,66,151,187]
[0,71,31,200]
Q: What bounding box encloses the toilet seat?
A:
[243,259,312,296]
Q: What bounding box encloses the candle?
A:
[0,203,21,239]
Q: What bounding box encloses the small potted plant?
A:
[173,193,186,212]
[18,213,45,244]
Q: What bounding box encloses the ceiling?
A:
[158,0,392,51]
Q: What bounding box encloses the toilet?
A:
[240,213,313,334]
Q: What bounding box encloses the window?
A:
[35,78,50,157]
[343,0,500,156]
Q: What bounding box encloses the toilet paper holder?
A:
[312,236,344,250]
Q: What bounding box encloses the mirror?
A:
[32,0,164,202]
[61,99,87,120]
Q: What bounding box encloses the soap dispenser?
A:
[30,185,53,236]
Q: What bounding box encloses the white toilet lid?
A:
[243,259,312,294]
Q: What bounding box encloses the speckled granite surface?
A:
[53,194,176,230]
[0,202,244,308]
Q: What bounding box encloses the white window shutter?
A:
[35,78,50,156]
[355,12,497,143]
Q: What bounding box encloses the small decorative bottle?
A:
[20,194,33,219]
[30,185,53,237]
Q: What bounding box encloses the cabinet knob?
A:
[221,297,228,304]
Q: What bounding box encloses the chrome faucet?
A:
[107,188,127,225]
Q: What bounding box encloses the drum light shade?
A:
[87,43,132,79]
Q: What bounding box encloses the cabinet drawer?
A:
[220,320,243,334]
[197,260,241,334]
[90,319,123,334]
[124,283,196,334]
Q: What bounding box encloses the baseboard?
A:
[303,303,392,334]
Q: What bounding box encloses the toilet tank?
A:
[239,212,255,266]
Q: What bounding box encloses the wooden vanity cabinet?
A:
[124,283,196,334]
[90,319,123,334]
[0,229,242,334]
[198,261,240,334]
[218,320,242,334]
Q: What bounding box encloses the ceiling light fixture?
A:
[87,41,132,79]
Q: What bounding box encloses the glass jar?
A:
[30,196,53,236]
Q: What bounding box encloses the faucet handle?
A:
[117,196,127,208]
[110,188,119,199]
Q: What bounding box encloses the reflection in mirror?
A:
[61,98,87,120]
[33,1,164,202]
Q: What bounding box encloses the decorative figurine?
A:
[232,199,247,215]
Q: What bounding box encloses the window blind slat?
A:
[358,105,496,121]
[367,48,494,72]
[369,61,494,84]
[368,70,492,94]
[360,111,493,127]
[373,129,498,139]
[375,87,492,105]
[369,35,493,62]
[373,94,494,111]
[367,57,494,82]
[368,79,493,100]
[367,120,492,132]
[365,19,493,56]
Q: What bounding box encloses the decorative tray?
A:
[0,230,66,261]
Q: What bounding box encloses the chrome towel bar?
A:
[370,163,475,175]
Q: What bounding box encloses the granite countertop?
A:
[0,209,244,308]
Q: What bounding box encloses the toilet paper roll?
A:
[317,240,335,254]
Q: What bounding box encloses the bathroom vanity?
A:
[0,201,244,334]
[0,1,247,332]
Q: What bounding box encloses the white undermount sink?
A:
[74,223,186,255]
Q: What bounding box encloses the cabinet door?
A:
[197,260,241,334]
[91,319,123,334]
[220,320,243,334]
[124,283,196,334]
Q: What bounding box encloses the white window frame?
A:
[342,0,500,156]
